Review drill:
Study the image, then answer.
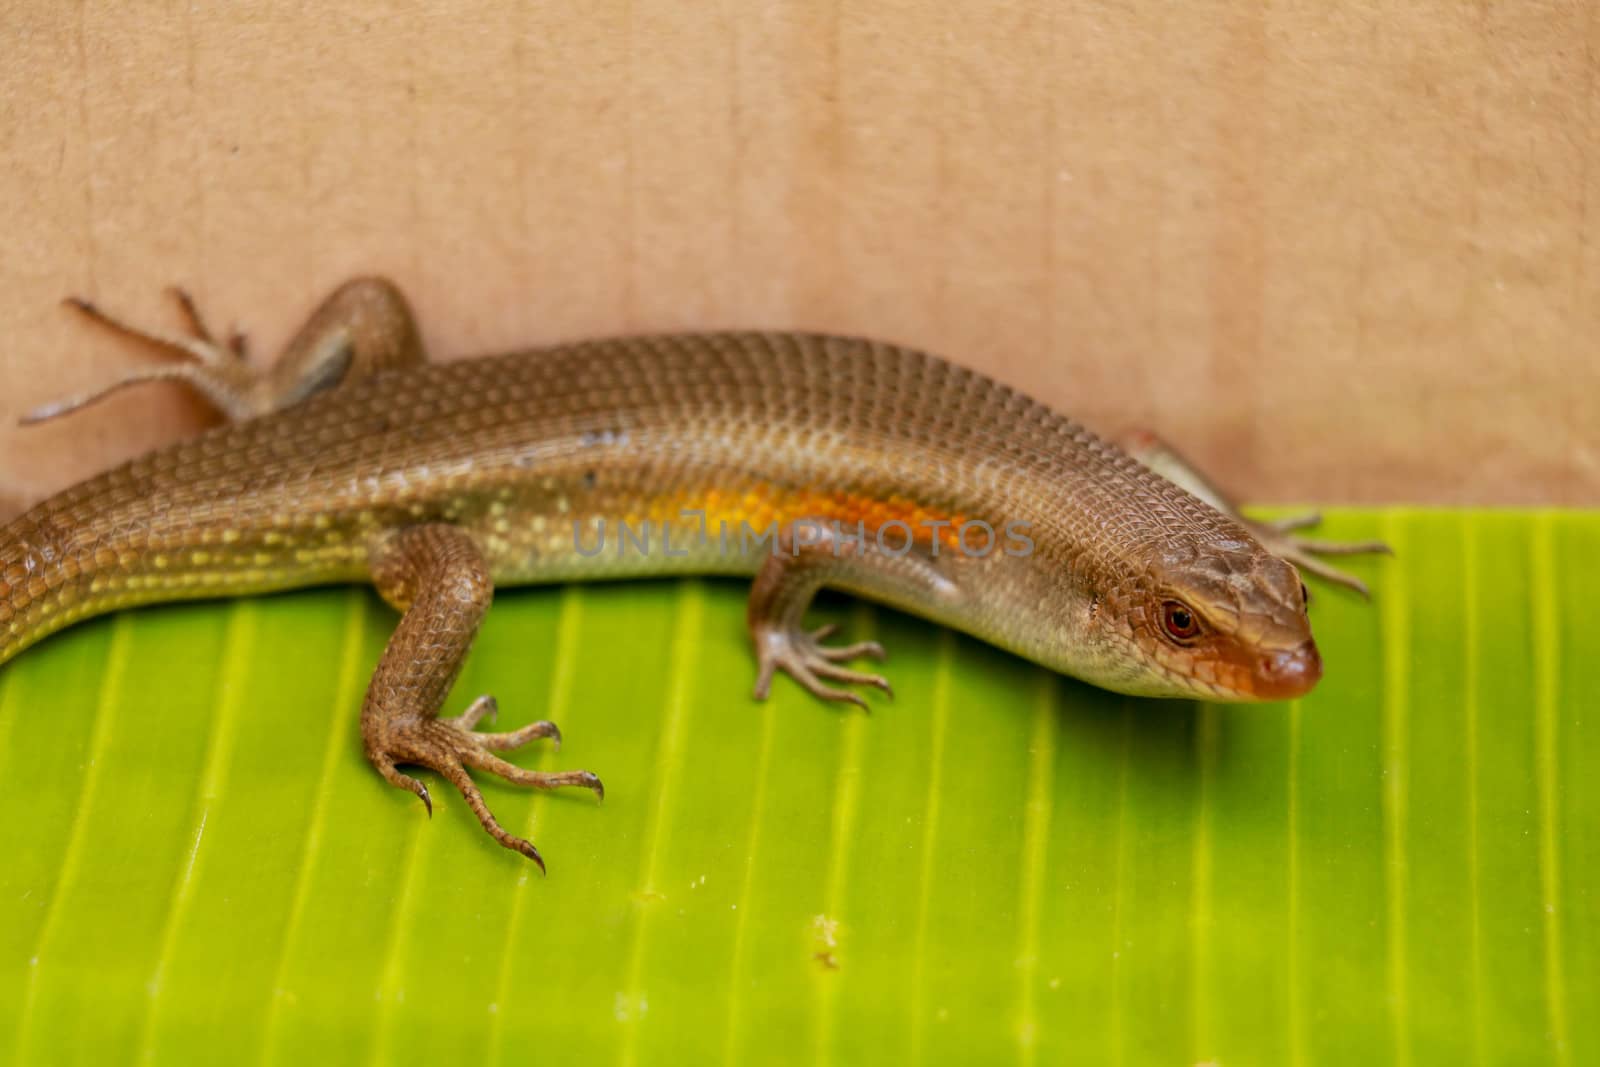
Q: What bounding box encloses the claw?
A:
[514,838,548,875]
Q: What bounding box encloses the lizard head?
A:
[1085,539,1322,702]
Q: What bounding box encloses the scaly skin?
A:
[0,278,1378,865]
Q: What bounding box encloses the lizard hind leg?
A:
[363,524,602,871]
[23,275,428,426]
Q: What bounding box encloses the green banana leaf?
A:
[0,509,1594,1065]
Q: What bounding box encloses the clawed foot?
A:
[367,695,602,872]
[1245,512,1392,599]
[1120,430,1391,599]
[22,286,260,425]
[752,622,892,710]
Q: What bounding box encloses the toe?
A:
[473,717,561,752]
[810,660,893,696]
[791,665,870,709]
[815,639,885,663]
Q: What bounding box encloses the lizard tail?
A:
[0,503,106,666]
[0,474,369,667]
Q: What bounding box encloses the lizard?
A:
[1,277,1386,869]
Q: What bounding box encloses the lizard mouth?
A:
[1171,635,1323,702]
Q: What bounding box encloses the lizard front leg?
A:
[23,276,425,425]
[746,519,963,709]
[365,523,602,871]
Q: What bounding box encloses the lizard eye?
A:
[1299,580,1310,607]
[1161,600,1201,643]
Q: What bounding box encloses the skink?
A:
[1,278,1385,867]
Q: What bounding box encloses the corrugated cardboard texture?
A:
[2,2,1595,507]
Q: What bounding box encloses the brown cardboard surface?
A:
[2,2,1595,507]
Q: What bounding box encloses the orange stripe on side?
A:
[633,483,986,553]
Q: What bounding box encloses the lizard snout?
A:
[1250,639,1323,700]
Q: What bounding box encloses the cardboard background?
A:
[3,1,1595,508]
